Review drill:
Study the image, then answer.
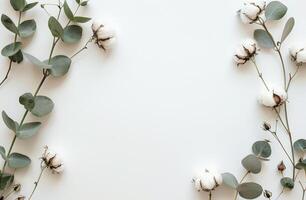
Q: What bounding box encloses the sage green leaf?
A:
[252,141,271,158]
[2,111,18,133]
[80,1,88,6]
[0,173,14,190]
[62,25,82,44]
[221,172,238,189]
[280,177,294,189]
[31,96,54,117]
[254,29,274,49]
[10,0,26,11]
[17,122,41,139]
[237,182,263,199]
[281,17,294,42]
[18,19,36,38]
[75,0,80,4]
[48,16,63,37]
[22,2,38,12]
[295,159,306,173]
[265,1,287,20]
[8,153,31,169]
[63,1,74,20]
[73,16,91,23]
[48,55,71,77]
[19,93,35,111]
[1,42,22,57]
[1,14,18,34]
[294,139,306,153]
[241,154,261,174]
[24,53,52,69]
[0,146,6,160]
[9,50,23,63]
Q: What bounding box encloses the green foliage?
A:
[62,25,82,44]
[80,1,88,6]
[9,50,23,63]
[31,96,54,117]
[237,182,263,199]
[294,139,306,153]
[0,146,6,160]
[19,93,35,111]
[24,52,52,69]
[281,17,294,42]
[10,0,26,11]
[1,14,18,34]
[254,29,274,49]
[63,1,74,20]
[48,17,63,37]
[2,111,18,133]
[17,122,41,139]
[0,173,14,190]
[241,154,261,174]
[295,159,306,173]
[1,42,22,57]
[221,172,238,189]
[280,177,294,189]
[73,16,91,23]
[265,1,287,21]
[48,55,72,77]
[18,19,36,38]
[8,153,31,169]
[22,2,38,12]
[252,141,271,159]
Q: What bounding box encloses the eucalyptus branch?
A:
[70,37,94,59]
[233,171,249,200]
[286,65,301,91]
[28,166,46,200]
[299,181,306,200]
[250,58,270,91]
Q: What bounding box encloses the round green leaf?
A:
[62,25,82,44]
[17,122,41,139]
[22,2,38,12]
[222,172,238,189]
[295,159,306,173]
[9,50,23,63]
[237,182,263,199]
[0,173,14,190]
[18,20,36,38]
[241,154,262,174]
[281,17,294,42]
[0,146,6,160]
[73,16,91,23]
[1,42,22,57]
[31,96,54,117]
[19,93,35,111]
[24,53,52,69]
[10,0,26,11]
[48,16,63,37]
[294,139,306,153]
[252,141,271,158]
[8,153,31,169]
[2,111,18,133]
[254,29,274,49]
[48,55,72,77]
[1,14,18,34]
[265,1,288,21]
[280,177,294,189]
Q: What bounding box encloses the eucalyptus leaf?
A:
[75,0,80,4]
[252,140,271,158]
[62,25,82,44]
[24,53,52,69]
[8,153,31,169]
[17,122,41,139]
[19,93,35,111]
[295,159,306,173]
[73,16,91,23]
[9,50,23,63]
[0,146,6,160]
[221,172,238,189]
[294,139,306,153]
[48,55,72,77]
[18,19,36,38]
[0,173,14,190]
[2,111,18,133]
[48,16,63,37]
[254,29,274,49]
[241,154,261,174]
[1,14,18,34]
[1,42,22,57]
[22,2,38,12]
[80,1,88,6]
[63,1,74,20]
[10,0,26,11]
[237,182,263,199]
[31,96,54,117]
[265,1,287,20]
[280,177,294,189]
[281,17,294,42]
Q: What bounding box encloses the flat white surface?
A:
[0,0,305,199]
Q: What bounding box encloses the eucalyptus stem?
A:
[70,37,93,59]
[234,171,249,200]
[28,166,46,200]
[299,181,306,200]
[209,191,212,200]
[251,58,269,91]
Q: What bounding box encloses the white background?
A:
[0,0,305,199]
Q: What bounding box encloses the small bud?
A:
[277,161,286,172]
[262,122,271,131]
[16,196,25,200]
[13,184,21,192]
[263,190,272,198]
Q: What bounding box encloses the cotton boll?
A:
[234,39,257,65]
[273,86,287,104]
[259,90,276,107]
[194,178,202,191]
[91,21,103,33]
[246,0,266,10]
[53,164,64,174]
[240,1,265,24]
[296,49,306,63]
[200,172,216,190]
[258,86,287,107]
[210,169,223,185]
[193,169,223,192]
